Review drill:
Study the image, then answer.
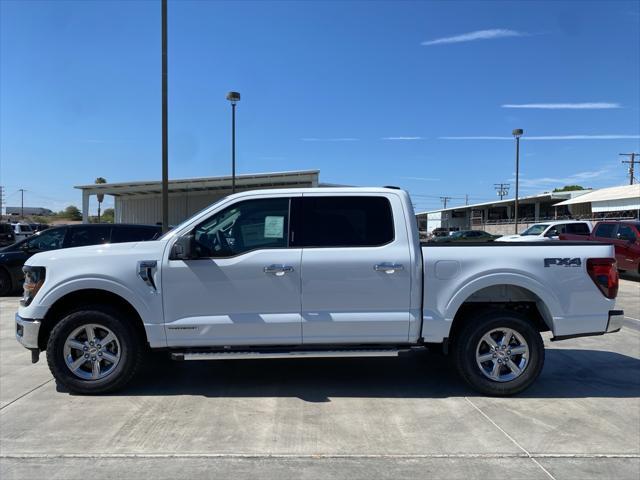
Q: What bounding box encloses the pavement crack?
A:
[465,397,557,480]
[0,378,53,411]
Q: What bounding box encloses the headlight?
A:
[21,266,46,306]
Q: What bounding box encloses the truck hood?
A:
[24,240,166,267]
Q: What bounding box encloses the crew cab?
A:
[560,220,640,273]
[497,220,592,242]
[15,188,623,396]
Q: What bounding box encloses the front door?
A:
[294,194,412,344]
[162,196,302,347]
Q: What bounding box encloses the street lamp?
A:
[226,91,241,193]
[512,128,524,234]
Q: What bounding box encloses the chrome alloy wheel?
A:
[475,327,529,382]
[63,324,121,380]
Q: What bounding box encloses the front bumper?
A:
[15,313,41,350]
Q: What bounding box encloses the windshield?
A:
[520,224,550,236]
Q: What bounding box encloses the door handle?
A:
[374,263,404,274]
[264,264,294,276]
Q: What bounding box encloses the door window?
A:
[24,228,66,251]
[65,227,111,248]
[617,225,636,241]
[294,196,394,248]
[566,223,590,235]
[193,198,289,257]
[594,223,616,239]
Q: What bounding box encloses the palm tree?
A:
[95,177,107,222]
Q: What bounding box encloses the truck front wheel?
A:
[46,307,142,394]
[452,311,545,396]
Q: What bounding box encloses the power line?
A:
[620,153,639,185]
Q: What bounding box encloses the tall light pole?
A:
[161,0,169,233]
[512,129,524,234]
[226,91,241,193]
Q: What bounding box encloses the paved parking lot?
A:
[1,279,639,479]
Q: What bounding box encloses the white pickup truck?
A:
[16,188,624,396]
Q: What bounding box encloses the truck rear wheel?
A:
[46,307,142,394]
[452,310,545,396]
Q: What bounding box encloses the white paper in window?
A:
[264,216,284,238]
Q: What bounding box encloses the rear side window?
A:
[594,223,616,239]
[566,223,590,235]
[65,227,111,248]
[295,196,394,247]
[617,225,637,241]
[111,226,161,243]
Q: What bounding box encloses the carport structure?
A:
[75,170,320,225]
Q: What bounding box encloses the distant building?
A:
[75,170,322,225]
[5,206,54,216]
[417,185,639,236]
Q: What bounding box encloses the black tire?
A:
[452,310,545,396]
[46,306,143,394]
[0,268,12,296]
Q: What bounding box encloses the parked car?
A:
[431,227,460,237]
[497,220,592,242]
[15,188,623,396]
[0,223,17,247]
[11,223,34,242]
[430,230,499,243]
[560,220,640,273]
[0,223,161,296]
[29,223,50,233]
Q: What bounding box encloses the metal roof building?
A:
[553,184,640,213]
[75,170,320,225]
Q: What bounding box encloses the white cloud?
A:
[421,29,527,46]
[509,169,611,189]
[382,136,425,141]
[440,135,640,140]
[502,102,621,109]
[300,137,359,142]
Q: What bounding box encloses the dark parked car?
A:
[0,223,16,247]
[431,230,499,243]
[0,223,161,295]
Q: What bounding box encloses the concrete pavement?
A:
[1,279,638,479]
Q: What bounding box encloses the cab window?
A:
[193,198,289,257]
[25,228,65,251]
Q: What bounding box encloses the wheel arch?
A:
[445,275,560,344]
[38,289,148,351]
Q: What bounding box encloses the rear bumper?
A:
[15,313,41,350]
[551,309,624,341]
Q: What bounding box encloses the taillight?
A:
[586,258,618,299]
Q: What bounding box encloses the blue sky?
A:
[1,0,639,214]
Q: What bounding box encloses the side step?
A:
[171,348,408,361]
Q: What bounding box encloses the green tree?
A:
[101,208,115,223]
[553,185,586,192]
[59,205,82,221]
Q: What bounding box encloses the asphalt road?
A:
[1,280,639,479]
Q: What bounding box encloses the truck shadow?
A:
[65,348,640,401]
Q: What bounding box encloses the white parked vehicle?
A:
[15,188,623,396]
[11,223,34,242]
[497,220,592,242]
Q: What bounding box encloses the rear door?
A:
[615,224,638,271]
[592,222,622,263]
[295,193,412,344]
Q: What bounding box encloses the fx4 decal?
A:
[544,258,582,268]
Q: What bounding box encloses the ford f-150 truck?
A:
[15,188,624,396]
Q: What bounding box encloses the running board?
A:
[171,348,407,361]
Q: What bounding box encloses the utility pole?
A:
[440,196,452,209]
[0,186,4,219]
[19,189,26,219]
[465,194,469,206]
[620,153,639,185]
[161,0,169,233]
[494,183,510,200]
